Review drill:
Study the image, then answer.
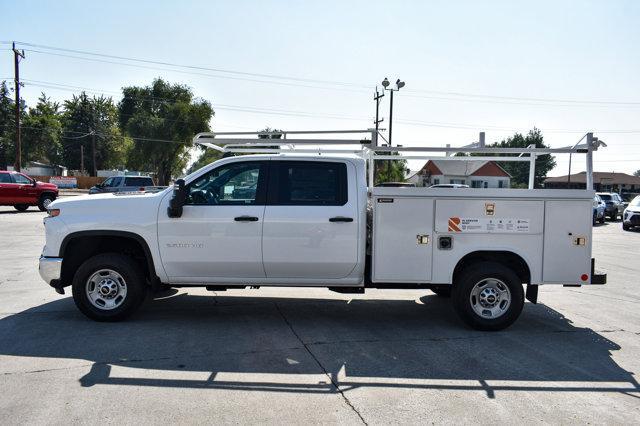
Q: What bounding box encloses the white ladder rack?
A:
[192,129,606,190]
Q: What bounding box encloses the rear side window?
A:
[271,161,347,206]
[124,177,152,186]
[0,173,11,183]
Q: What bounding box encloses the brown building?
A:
[545,171,640,195]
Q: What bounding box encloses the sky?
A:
[2,0,639,176]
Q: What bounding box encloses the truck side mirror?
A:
[167,179,187,218]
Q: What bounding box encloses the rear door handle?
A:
[234,215,259,222]
[329,217,353,222]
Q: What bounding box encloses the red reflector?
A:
[581,274,589,281]
[139,187,145,191]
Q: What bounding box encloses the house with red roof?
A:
[407,160,511,188]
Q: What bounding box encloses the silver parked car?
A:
[596,192,625,220]
[89,176,156,194]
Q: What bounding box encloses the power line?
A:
[15,80,640,135]
[14,41,640,107]
[14,41,370,89]
[24,49,370,94]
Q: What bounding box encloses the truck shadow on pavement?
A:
[1,291,638,399]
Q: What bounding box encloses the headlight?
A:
[47,209,60,217]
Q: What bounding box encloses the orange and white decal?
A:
[448,217,462,232]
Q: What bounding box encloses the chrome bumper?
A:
[39,256,62,286]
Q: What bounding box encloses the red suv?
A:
[0,171,59,211]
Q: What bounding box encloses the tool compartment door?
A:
[543,200,592,284]
[373,197,434,283]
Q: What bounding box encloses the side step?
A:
[329,287,365,294]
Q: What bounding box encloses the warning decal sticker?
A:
[448,217,530,233]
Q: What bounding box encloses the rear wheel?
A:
[453,262,524,331]
[72,253,147,321]
[38,194,55,211]
[14,204,29,211]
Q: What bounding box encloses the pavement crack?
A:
[274,302,368,425]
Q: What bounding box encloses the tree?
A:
[62,92,128,175]
[0,81,26,170]
[374,152,409,185]
[22,93,63,165]
[489,128,556,188]
[119,79,213,185]
[634,169,640,177]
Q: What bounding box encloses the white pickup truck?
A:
[39,130,606,330]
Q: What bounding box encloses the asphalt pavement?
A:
[0,205,639,424]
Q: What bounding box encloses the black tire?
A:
[431,286,452,297]
[452,261,524,331]
[599,215,605,224]
[72,253,147,321]
[13,204,29,211]
[38,193,56,211]
[623,223,631,231]
[592,212,597,225]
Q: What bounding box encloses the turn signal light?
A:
[48,209,60,217]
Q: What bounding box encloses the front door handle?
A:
[329,217,353,222]
[234,215,259,222]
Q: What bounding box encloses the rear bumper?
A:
[39,256,62,288]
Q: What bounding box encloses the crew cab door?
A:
[10,173,37,204]
[158,161,268,282]
[0,173,15,204]
[262,160,359,279]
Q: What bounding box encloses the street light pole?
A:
[388,89,394,147]
[381,77,405,147]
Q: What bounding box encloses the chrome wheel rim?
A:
[85,269,127,310]
[42,197,53,208]
[470,278,511,319]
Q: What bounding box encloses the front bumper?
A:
[39,256,63,290]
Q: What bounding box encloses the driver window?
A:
[13,173,32,184]
[186,162,264,206]
[102,177,114,187]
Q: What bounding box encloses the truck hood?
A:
[49,189,170,212]
[37,181,59,191]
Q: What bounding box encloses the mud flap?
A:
[526,284,538,304]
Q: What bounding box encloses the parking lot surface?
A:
[1,205,639,424]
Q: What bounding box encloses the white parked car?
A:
[38,130,606,330]
[623,196,640,231]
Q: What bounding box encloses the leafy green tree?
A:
[119,79,213,185]
[0,81,26,170]
[374,152,409,185]
[489,128,556,188]
[634,169,640,177]
[22,93,63,165]
[62,92,128,175]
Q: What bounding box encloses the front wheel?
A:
[452,262,524,331]
[72,253,147,321]
[38,194,55,211]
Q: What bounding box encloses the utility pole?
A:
[388,89,394,147]
[80,145,85,174]
[373,87,384,134]
[91,130,97,177]
[12,42,25,172]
